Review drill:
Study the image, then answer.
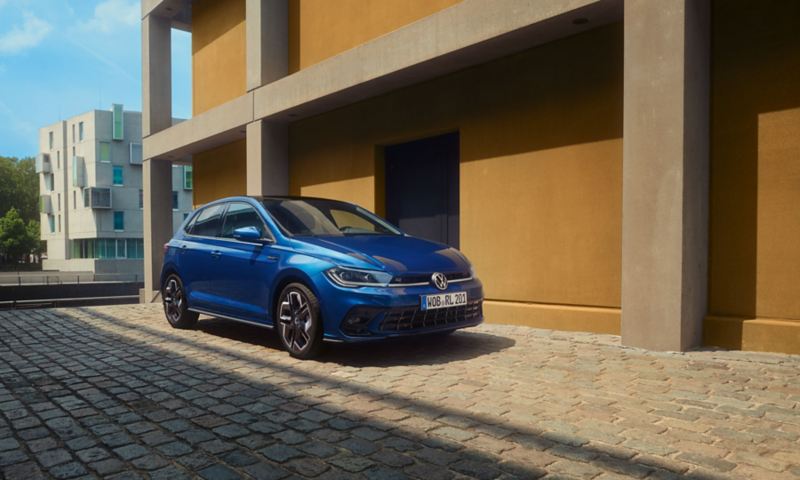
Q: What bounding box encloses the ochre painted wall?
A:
[290,24,624,333]
[288,0,461,73]
[705,0,800,354]
[193,140,247,206]
[192,0,246,115]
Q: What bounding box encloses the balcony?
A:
[84,187,112,209]
[35,153,51,173]
[39,194,53,214]
[72,156,85,187]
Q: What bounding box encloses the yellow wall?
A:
[192,0,246,115]
[288,0,461,72]
[705,0,800,353]
[290,24,624,333]
[193,140,247,206]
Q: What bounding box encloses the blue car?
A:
[161,196,484,358]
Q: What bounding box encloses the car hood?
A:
[296,235,469,273]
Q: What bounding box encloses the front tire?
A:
[162,274,198,329]
[276,283,323,359]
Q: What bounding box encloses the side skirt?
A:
[189,308,274,330]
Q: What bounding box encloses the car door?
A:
[214,201,280,323]
[180,203,227,311]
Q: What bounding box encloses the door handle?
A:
[266,255,279,262]
[210,250,222,259]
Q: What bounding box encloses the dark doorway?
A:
[385,132,459,247]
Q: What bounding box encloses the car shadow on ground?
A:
[194,317,515,367]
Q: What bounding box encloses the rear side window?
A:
[221,202,268,238]
[188,204,225,237]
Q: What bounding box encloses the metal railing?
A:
[0,272,143,286]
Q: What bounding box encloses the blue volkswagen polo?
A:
[161,196,483,358]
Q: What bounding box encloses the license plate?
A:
[420,292,468,311]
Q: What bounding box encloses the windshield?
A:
[261,198,402,237]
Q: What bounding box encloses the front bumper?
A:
[316,276,484,342]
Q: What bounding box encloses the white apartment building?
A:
[37,105,193,274]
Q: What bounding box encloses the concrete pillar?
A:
[246,0,289,91]
[621,0,710,351]
[142,14,172,137]
[143,159,173,300]
[246,121,289,196]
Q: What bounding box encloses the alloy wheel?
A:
[163,277,184,325]
[278,289,313,353]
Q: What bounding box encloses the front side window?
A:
[188,204,224,237]
[221,202,268,239]
[261,199,400,237]
[112,166,123,186]
[113,211,124,231]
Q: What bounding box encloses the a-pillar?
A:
[621,0,710,351]
[246,0,289,196]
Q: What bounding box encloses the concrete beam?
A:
[141,0,621,160]
[143,159,174,299]
[621,0,710,351]
[142,14,172,137]
[246,0,288,91]
[143,93,254,161]
[246,121,288,196]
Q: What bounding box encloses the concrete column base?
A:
[143,159,174,297]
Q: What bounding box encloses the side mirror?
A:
[232,226,264,242]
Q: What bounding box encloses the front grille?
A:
[379,300,482,332]
[390,271,471,285]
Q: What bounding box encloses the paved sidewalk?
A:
[0,305,798,479]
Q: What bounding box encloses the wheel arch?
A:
[269,268,322,327]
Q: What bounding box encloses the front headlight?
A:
[325,267,393,287]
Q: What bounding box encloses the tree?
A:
[0,208,30,263]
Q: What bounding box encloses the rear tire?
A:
[162,274,198,329]
[276,283,323,359]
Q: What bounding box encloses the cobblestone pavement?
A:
[1,305,799,480]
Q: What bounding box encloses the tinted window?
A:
[221,202,267,238]
[262,199,400,237]
[189,204,225,237]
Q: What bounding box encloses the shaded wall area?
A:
[705,0,800,353]
[192,0,247,115]
[290,24,623,333]
[193,140,247,206]
[288,0,461,73]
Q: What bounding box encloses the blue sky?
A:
[0,0,191,158]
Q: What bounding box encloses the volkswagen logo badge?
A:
[431,272,448,291]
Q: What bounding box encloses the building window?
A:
[112,166,124,186]
[184,166,193,190]
[45,174,53,192]
[112,104,124,141]
[183,212,189,220]
[72,124,75,143]
[72,146,75,157]
[57,193,61,210]
[138,189,143,209]
[78,121,84,141]
[73,190,77,209]
[172,191,179,210]
[48,131,53,150]
[48,216,55,233]
[113,211,124,231]
[99,142,111,162]
[57,215,61,232]
[56,151,60,169]
[129,143,142,165]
